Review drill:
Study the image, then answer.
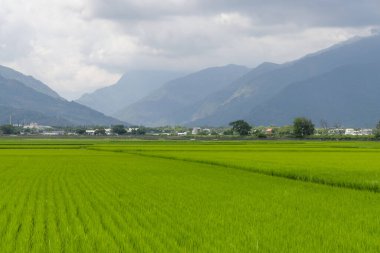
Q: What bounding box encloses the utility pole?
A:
[9,114,12,125]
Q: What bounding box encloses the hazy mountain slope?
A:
[248,62,380,128]
[0,65,62,99]
[0,76,124,126]
[76,70,185,115]
[115,65,250,126]
[191,34,380,126]
[0,105,71,126]
[187,62,281,124]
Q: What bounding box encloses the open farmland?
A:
[0,139,379,252]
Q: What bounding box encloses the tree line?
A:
[1,118,380,138]
[229,117,380,138]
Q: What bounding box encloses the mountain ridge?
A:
[115,64,251,126]
[0,74,125,126]
[247,62,380,128]
[76,70,186,115]
[0,65,62,99]
[189,34,380,126]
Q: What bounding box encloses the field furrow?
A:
[91,141,380,193]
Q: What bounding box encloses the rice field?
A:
[0,139,379,252]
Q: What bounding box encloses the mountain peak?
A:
[0,65,62,100]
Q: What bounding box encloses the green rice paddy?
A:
[0,139,379,252]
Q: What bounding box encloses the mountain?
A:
[4,34,379,128]
[76,70,186,116]
[187,62,281,123]
[0,74,124,126]
[248,62,380,128]
[0,105,71,126]
[189,34,380,126]
[115,65,251,126]
[0,65,62,99]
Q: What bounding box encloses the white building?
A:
[361,129,373,135]
[86,130,96,135]
[328,128,345,135]
[345,128,373,136]
[203,128,211,133]
[127,128,139,133]
[192,127,201,135]
[23,122,51,130]
[41,131,64,136]
[345,128,356,135]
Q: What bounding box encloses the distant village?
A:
[0,121,378,139]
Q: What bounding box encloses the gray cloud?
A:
[85,0,380,68]
[87,0,196,20]
[205,0,380,27]
[89,0,380,27]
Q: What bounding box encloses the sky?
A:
[0,0,379,100]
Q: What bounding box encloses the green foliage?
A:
[198,130,211,136]
[94,128,106,135]
[130,127,146,135]
[0,124,19,135]
[111,125,127,135]
[223,129,234,135]
[255,132,267,138]
[293,117,315,137]
[251,127,267,138]
[229,120,252,136]
[210,130,219,136]
[75,128,86,135]
[0,140,379,252]
[272,125,293,137]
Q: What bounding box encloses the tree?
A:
[293,117,315,138]
[375,121,380,139]
[223,129,234,135]
[75,128,86,135]
[131,127,146,135]
[0,125,17,135]
[94,128,106,135]
[111,125,126,135]
[276,125,293,137]
[229,120,252,136]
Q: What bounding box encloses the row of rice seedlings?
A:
[31,173,48,252]
[48,168,63,252]
[74,168,135,252]
[82,163,169,252]
[59,174,101,252]
[0,172,39,252]
[94,153,230,251]
[85,162,186,251]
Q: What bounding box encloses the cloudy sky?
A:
[0,0,379,99]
